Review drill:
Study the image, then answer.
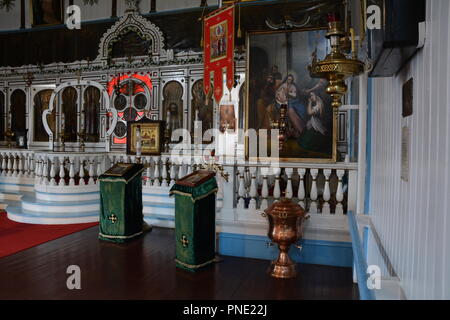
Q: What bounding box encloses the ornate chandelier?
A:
[308,13,365,109]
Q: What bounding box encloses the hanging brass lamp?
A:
[308,13,365,108]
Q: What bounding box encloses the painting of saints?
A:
[247,29,335,161]
[210,22,227,61]
[31,0,63,26]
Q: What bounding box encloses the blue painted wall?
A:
[218,232,353,268]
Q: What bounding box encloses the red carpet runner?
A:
[0,210,98,258]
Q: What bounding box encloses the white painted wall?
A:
[368,0,450,300]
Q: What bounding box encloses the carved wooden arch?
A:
[44,81,118,151]
[96,10,166,62]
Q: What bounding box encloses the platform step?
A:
[6,206,99,225]
[21,194,100,213]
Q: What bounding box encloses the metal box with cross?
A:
[170,170,218,272]
[98,163,145,243]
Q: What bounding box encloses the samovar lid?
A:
[264,198,305,217]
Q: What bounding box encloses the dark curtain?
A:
[34,89,55,142]
[0,92,4,140]
[11,89,26,134]
[84,86,100,143]
[62,87,78,142]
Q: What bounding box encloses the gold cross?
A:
[108,214,118,224]
[181,235,189,248]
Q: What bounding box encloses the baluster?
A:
[273,167,281,202]
[248,167,258,210]
[309,169,319,214]
[12,153,18,177]
[186,158,193,175]
[335,170,345,215]
[169,161,176,187]
[88,157,95,185]
[49,156,57,186]
[68,157,75,186]
[144,157,151,186]
[216,173,224,209]
[178,158,186,179]
[297,169,306,209]
[58,156,66,186]
[24,153,30,177]
[322,169,332,214]
[35,156,42,185]
[96,156,103,183]
[17,153,24,177]
[161,158,169,187]
[30,153,35,178]
[153,156,161,187]
[42,157,49,185]
[79,157,86,185]
[285,168,294,199]
[1,152,7,176]
[260,167,269,210]
[236,167,246,209]
[6,153,12,177]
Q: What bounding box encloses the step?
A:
[143,201,174,216]
[0,191,26,202]
[6,206,99,225]
[21,194,100,213]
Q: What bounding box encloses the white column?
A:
[248,167,258,210]
[7,152,13,177]
[161,158,169,187]
[69,157,75,186]
[273,167,281,202]
[322,169,332,214]
[58,156,66,186]
[88,157,95,185]
[336,170,345,215]
[309,169,319,214]
[153,156,161,187]
[260,167,269,210]
[96,156,103,183]
[1,152,7,176]
[297,169,306,209]
[49,156,57,186]
[285,168,294,199]
[12,153,18,177]
[79,157,86,185]
[237,167,246,209]
[42,157,49,185]
[18,153,24,177]
[169,161,176,187]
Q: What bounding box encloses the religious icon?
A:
[31,0,63,27]
[127,119,165,155]
[246,29,337,162]
[191,80,214,142]
[219,104,236,133]
[210,22,228,62]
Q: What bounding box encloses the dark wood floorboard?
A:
[0,226,359,300]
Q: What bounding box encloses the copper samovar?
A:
[262,198,306,279]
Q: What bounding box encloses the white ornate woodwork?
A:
[96,8,167,63]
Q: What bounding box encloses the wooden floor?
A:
[0,226,359,300]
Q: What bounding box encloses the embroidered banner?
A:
[203,5,235,104]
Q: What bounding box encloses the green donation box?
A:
[98,163,145,243]
[170,170,218,272]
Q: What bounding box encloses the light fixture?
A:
[308,13,365,109]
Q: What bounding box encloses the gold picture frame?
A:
[245,28,338,163]
[127,119,165,156]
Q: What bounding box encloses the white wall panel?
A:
[368,0,450,300]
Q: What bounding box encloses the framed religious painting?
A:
[30,0,64,27]
[126,119,165,156]
[245,29,337,163]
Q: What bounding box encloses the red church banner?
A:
[203,5,235,104]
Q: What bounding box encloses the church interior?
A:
[0,0,448,302]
